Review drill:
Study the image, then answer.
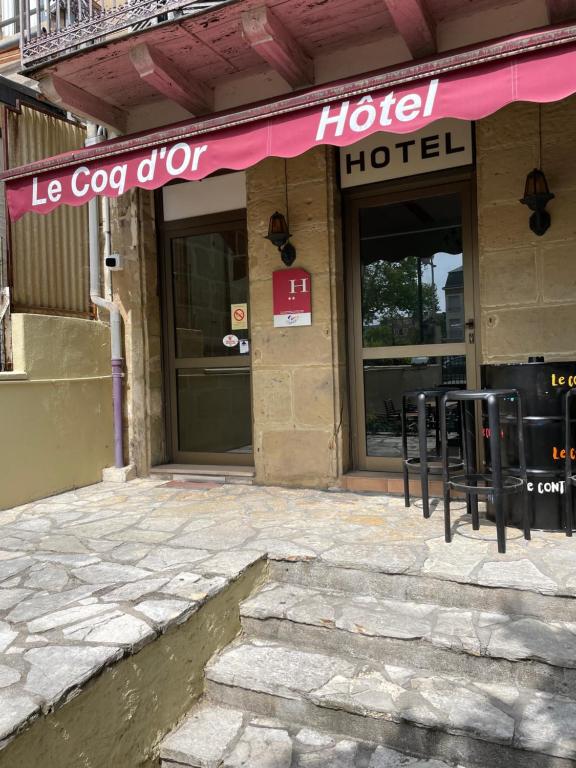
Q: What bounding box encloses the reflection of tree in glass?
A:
[362,257,440,346]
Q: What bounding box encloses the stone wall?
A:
[111,100,576,483]
[247,147,349,487]
[111,189,165,474]
[476,96,576,363]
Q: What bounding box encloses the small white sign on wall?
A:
[340,119,473,189]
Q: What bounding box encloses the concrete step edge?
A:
[269,560,576,623]
[240,581,576,678]
[150,464,255,477]
[159,700,461,768]
[205,637,576,766]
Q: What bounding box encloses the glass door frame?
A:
[345,173,480,472]
[160,209,253,466]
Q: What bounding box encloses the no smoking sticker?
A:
[231,302,248,330]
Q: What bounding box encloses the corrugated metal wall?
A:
[0,112,8,370]
[7,104,91,316]
[0,110,6,287]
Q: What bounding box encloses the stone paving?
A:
[1,477,576,752]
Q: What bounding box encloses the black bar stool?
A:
[440,389,529,554]
[563,388,576,537]
[401,388,463,519]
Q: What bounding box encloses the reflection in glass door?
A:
[163,212,253,465]
[348,183,477,471]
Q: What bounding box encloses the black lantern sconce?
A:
[520,168,555,236]
[265,211,296,266]
[520,107,554,237]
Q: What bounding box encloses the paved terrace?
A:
[1,478,575,755]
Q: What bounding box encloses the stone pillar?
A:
[247,147,349,488]
[110,189,164,474]
[477,96,576,362]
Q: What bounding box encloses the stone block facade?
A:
[111,147,349,488]
[111,189,164,474]
[247,147,349,487]
[111,102,576,487]
[476,95,576,363]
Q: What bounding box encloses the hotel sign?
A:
[10,39,576,221]
[339,118,473,188]
[273,268,312,328]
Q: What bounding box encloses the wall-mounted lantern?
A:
[520,168,554,236]
[265,211,296,266]
[520,107,554,237]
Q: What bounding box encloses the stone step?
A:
[205,637,576,768]
[240,582,576,695]
[159,702,461,767]
[269,559,576,623]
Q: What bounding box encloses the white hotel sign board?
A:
[339,119,473,188]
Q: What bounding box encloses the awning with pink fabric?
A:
[4,37,576,221]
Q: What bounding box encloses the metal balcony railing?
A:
[19,0,233,68]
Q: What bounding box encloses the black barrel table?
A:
[483,361,576,531]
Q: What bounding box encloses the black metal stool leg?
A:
[401,395,410,508]
[434,395,441,457]
[464,400,480,530]
[516,394,530,541]
[440,395,452,543]
[459,401,472,519]
[488,394,506,554]
[564,390,573,537]
[417,393,430,519]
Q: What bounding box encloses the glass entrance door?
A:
[162,212,253,465]
[348,182,477,471]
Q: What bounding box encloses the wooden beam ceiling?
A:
[241,5,313,89]
[39,76,126,133]
[129,43,213,115]
[383,0,436,59]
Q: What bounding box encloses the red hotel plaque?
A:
[272,268,312,328]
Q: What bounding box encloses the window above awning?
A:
[4,31,576,221]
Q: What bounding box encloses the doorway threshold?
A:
[150,464,255,485]
[342,470,443,497]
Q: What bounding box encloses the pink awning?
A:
[4,40,576,221]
